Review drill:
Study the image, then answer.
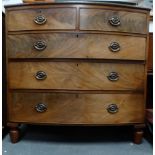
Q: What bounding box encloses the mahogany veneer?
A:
[5,2,150,144]
[8,33,146,60]
[7,8,76,31]
[9,93,144,124]
[9,62,144,90]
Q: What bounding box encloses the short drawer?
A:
[7,8,76,31]
[80,8,147,34]
[8,62,144,90]
[8,33,146,60]
[8,92,145,124]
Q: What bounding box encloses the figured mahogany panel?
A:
[80,8,147,34]
[9,92,144,124]
[8,62,144,90]
[7,8,76,31]
[8,33,146,60]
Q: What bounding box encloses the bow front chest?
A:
[5,2,150,143]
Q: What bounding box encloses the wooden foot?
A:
[134,130,143,144]
[134,124,145,144]
[7,123,20,143]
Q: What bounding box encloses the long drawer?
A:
[8,62,144,90]
[8,33,146,60]
[80,8,147,34]
[7,8,76,31]
[8,92,144,124]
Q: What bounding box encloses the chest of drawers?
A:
[5,2,150,144]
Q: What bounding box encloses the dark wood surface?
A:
[80,8,147,34]
[8,33,146,60]
[148,33,153,73]
[7,8,76,31]
[8,62,144,90]
[4,2,150,11]
[2,12,8,135]
[5,3,150,143]
[8,92,144,124]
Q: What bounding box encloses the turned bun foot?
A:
[134,130,143,144]
[134,124,145,144]
[10,127,20,143]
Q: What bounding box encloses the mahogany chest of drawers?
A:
[5,2,150,143]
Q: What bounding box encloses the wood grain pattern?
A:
[7,8,76,31]
[8,62,144,90]
[80,8,147,34]
[148,33,153,72]
[5,3,150,143]
[8,92,145,124]
[8,33,146,60]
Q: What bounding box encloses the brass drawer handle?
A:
[109,42,120,52]
[107,104,119,114]
[35,103,47,113]
[34,15,47,25]
[34,40,47,51]
[107,72,119,81]
[35,71,47,80]
[109,16,121,26]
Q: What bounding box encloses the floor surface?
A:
[2,125,153,155]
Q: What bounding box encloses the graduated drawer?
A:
[8,33,146,60]
[8,92,144,124]
[8,62,144,90]
[7,8,76,31]
[80,8,147,34]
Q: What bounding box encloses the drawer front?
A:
[80,9,147,34]
[7,8,76,31]
[9,62,144,90]
[8,93,144,124]
[8,33,146,60]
